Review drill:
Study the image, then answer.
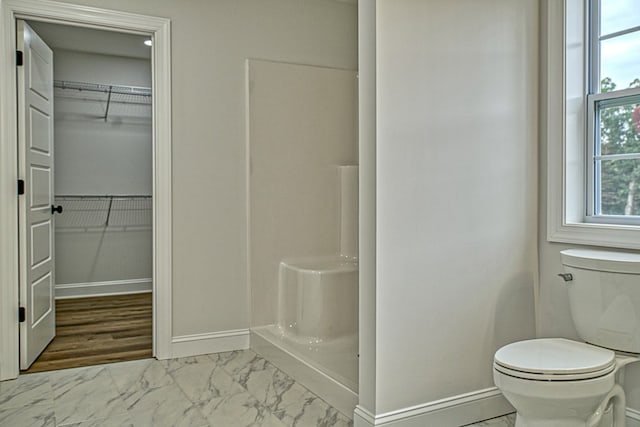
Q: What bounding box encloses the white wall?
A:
[49,0,357,336]
[50,49,152,289]
[53,49,150,87]
[369,0,539,416]
[53,49,152,196]
[248,60,357,328]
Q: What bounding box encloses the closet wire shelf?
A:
[54,195,152,229]
[54,80,152,121]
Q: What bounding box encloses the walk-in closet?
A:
[22,21,153,372]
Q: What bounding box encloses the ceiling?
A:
[28,21,151,60]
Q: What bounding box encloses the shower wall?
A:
[50,48,152,298]
[248,59,358,328]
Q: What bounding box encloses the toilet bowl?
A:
[494,249,640,427]
[494,338,631,427]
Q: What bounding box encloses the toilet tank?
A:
[561,249,640,353]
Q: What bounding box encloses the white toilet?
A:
[494,249,640,427]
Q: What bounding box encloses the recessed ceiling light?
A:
[144,39,152,47]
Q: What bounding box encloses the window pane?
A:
[601,0,640,36]
[598,158,640,215]
[598,101,640,155]
[600,30,640,91]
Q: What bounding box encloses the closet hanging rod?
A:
[53,80,152,98]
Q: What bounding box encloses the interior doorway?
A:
[0,0,173,382]
[18,20,154,373]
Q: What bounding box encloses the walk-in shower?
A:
[252,166,358,416]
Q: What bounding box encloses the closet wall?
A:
[51,48,153,298]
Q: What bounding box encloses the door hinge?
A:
[18,307,25,323]
[16,50,23,67]
[17,179,25,195]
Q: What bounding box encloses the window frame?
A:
[586,90,640,224]
[545,0,640,250]
[584,0,640,225]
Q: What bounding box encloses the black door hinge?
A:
[16,50,23,67]
[17,179,25,195]
[18,307,25,323]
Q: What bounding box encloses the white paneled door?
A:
[17,20,56,370]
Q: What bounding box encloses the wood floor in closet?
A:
[23,293,152,374]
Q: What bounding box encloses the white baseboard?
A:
[628,408,640,427]
[353,395,640,427]
[170,329,250,359]
[55,278,152,299]
[353,388,514,427]
[353,407,376,427]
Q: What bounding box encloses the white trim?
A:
[355,403,640,427]
[627,408,640,427]
[357,0,377,414]
[171,330,250,359]
[353,406,376,427]
[55,278,152,299]
[0,0,172,381]
[545,0,640,250]
[353,388,513,426]
[244,60,253,331]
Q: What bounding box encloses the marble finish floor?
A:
[1,347,516,426]
[0,349,353,427]
[465,413,515,427]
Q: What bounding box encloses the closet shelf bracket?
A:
[104,86,113,121]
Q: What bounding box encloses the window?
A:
[586,0,640,224]
[545,0,640,249]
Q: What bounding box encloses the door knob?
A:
[51,205,63,214]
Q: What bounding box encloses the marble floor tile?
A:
[211,349,267,378]
[330,414,354,427]
[197,391,286,427]
[271,388,349,427]
[107,359,173,395]
[128,400,209,427]
[233,359,300,411]
[466,413,516,427]
[123,382,194,414]
[0,404,55,427]
[265,380,308,416]
[164,355,245,403]
[56,413,133,427]
[0,372,52,410]
[161,355,212,373]
[108,359,209,426]
[223,350,354,425]
[49,366,128,426]
[107,359,193,415]
[1,351,357,427]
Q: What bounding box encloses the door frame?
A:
[0,0,173,380]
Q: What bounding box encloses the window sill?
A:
[548,221,640,250]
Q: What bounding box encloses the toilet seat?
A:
[494,338,616,381]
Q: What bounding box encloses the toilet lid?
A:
[494,338,616,380]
